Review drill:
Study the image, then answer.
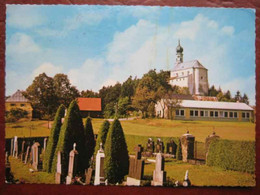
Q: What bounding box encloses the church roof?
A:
[173,60,207,71]
[77,98,102,111]
[6,90,30,103]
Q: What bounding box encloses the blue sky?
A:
[6,5,256,105]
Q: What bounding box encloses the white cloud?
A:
[221,26,235,36]
[221,76,255,105]
[35,28,66,37]
[32,62,63,78]
[7,33,41,55]
[68,59,106,91]
[7,5,45,29]
[101,79,118,88]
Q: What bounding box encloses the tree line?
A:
[22,70,250,119]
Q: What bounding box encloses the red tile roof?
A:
[77,98,102,111]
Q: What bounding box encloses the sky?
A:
[5,5,256,105]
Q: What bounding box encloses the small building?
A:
[5,90,33,119]
[155,99,254,122]
[77,98,102,118]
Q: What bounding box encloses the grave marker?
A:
[24,146,30,164]
[13,136,18,158]
[66,143,78,185]
[10,138,14,156]
[181,132,195,162]
[55,151,62,184]
[20,141,26,161]
[151,152,166,186]
[155,138,164,153]
[94,143,105,185]
[32,142,42,171]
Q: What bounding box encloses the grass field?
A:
[6,118,255,143]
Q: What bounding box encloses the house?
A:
[155,99,254,122]
[5,90,33,119]
[169,40,209,95]
[77,98,102,118]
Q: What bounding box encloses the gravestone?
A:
[94,143,105,185]
[205,132,220,159]
[126,145,145,186]
[155,138,164,153]
[13,136,18,158]
[146,138,154,152]
[61,109,67,124]
[20,141,26,161]
[66,143,79,185]
[24,146,30,164]
[32,142,42,171]
[166,139,177,155]
[10,138,14,156]
[183,170,191,187]
[181,132,195,162]
[151,152,166,186]
[43,138,48,151]
[85,168,93,185]
[5,152,10,168]
[55,151,62,184]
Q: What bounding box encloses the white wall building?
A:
[169,41,209,95]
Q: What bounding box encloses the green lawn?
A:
[144,158,255,187]
[6,118,255,143]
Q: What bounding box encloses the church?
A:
[169,40,209,95]
[155,41,254,122]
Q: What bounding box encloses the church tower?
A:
[176,39,183,63]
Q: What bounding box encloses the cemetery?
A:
[5,101,256,187]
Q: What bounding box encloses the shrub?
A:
[176,138,182,160]
[52,100,85,182]
[94,120,110,159]
[206,139,255,173]
[5,108,28,122]
[43,104,65,172]
[84,117,95,169]
[104,119,129,184]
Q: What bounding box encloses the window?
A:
[187,71,190,75]
[181,110,184,116]
[205,111,208,117]
[242,112,246,118]
[176,110,179,116]
[201,76,203,80]
[176,109,185,116]
[195,110,198,117]
[229,112,233,118]
[215,111,218,117]
[190,110,194,117]
[234,112,238,118]
[246,112,250,118]
[20,104,25,107]
[220,111,224,118]
[10,104,16,106]
[200,111,204,117]
[224,112,228,118]
[210,111,214,117]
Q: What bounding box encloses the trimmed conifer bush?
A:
[104,119,129,184]
[206,139,255,173]
[94,120,110,158]
[51,100,85,182]
[84,117,95,169]
[43,104,65,172]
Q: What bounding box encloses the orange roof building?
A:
[77,98,102,117]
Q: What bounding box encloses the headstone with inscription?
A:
[181,132,195,162]
[126,145,145,186]
[66,143,79,185]
[94,143,105,185]
[151,152,166,186]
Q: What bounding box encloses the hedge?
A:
[206,139,255,173]
[43,104,65,172]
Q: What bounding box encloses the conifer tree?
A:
[43,104,65,172]
[51,100,85,182]
[84,117,95,169]
[94,120,110,158]
[104,119,129,184]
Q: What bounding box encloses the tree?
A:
[94,120,110,160]
[84,117,95,169]
[242,93,249,105]
[43,104,65,172]
[117,96,130,117]
[208,85,218,97]
[52,100,85,182]
[81,90,99,98]
[24,73,57,119]
[234,91,242,102]
[104,119,129,184]
[224,90,232,100]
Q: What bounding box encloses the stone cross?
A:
[24,146,30,164]
[20,141,26,161]
[32,142,42,171]
[127,145,145,186]
[66,143,79,185]
[151,152,166,186]
[181,133,195,162]
[55,151,62,184]
[10,138,14,156]
[94,143,105,185]
[13,136,18,158]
